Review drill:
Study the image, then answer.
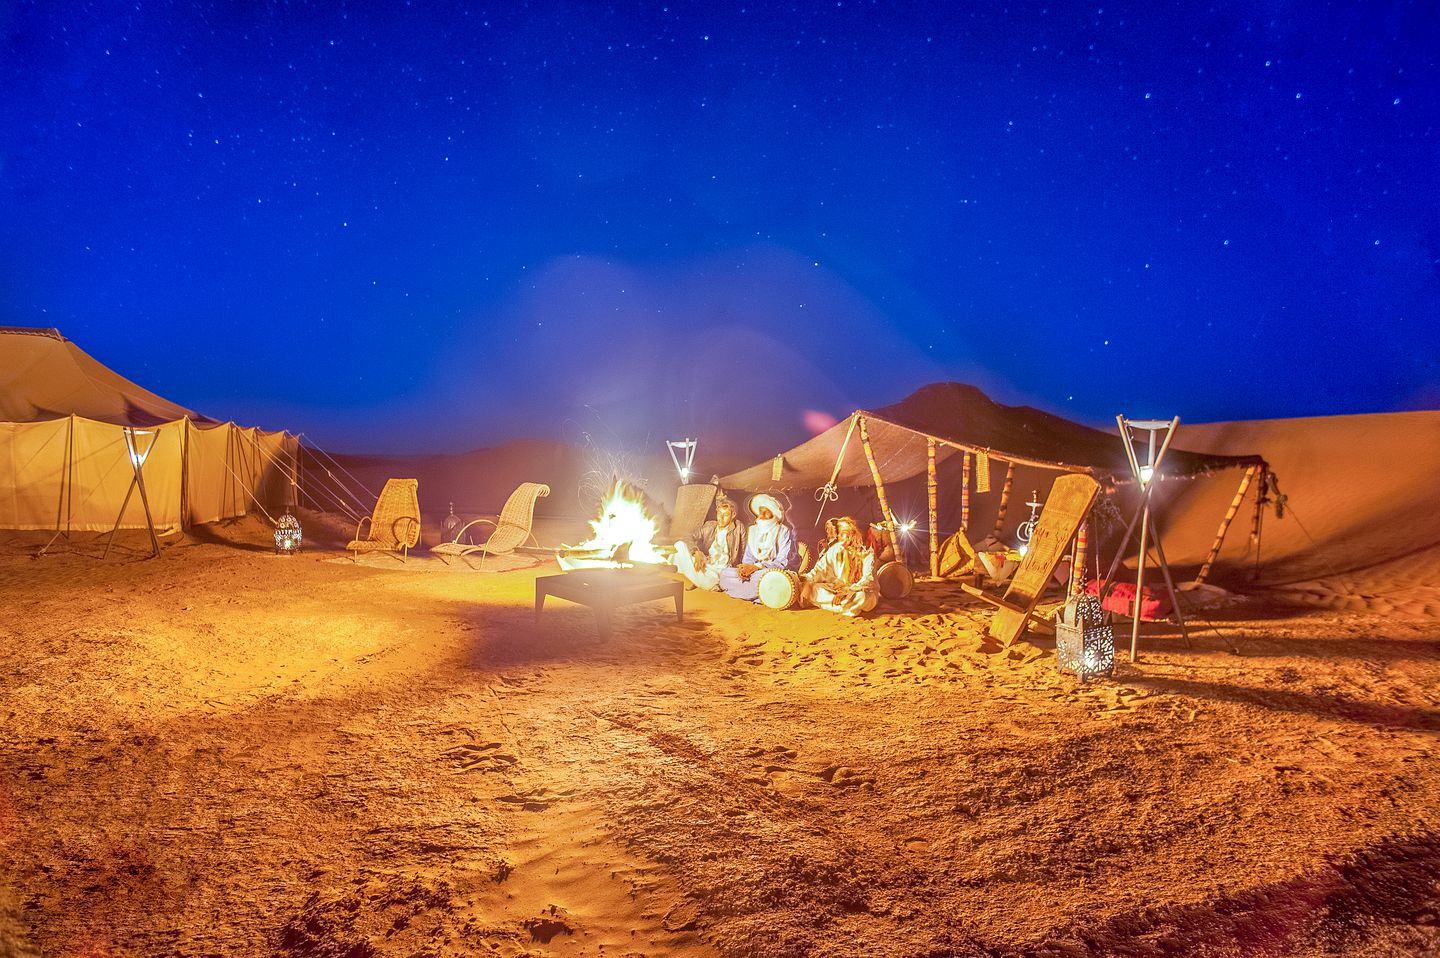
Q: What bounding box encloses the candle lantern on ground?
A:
[274,512,302,555]
[1054,580,1115,682]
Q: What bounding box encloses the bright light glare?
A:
[1139,465,1154,485]
[1018,544,1030,558]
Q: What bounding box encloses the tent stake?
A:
[858,417,901,561]
[927,439,939,577]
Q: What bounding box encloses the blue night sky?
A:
[2,1,1437,455]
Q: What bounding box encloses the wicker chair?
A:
[666,482,719,542]
[348,478,421,562]
[432,482,550,569]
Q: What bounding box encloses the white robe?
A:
[803,542,880,616]
[673,524,733,591]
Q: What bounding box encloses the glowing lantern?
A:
[1054,586,1115,682]
[274,513,302,555]
[667,438,697,482]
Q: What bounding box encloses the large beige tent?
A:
[0,327,298,538]
[720,384,1270,582]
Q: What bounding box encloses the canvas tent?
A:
[0,327,298,541]
[720,384,1270,583]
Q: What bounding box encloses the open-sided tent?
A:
[720,384,1269,583]
[0,327,299,544]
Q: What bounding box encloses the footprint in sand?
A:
[441,741,517,773]
[817,765,876,789]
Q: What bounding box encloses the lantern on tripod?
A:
[667,438,698,482]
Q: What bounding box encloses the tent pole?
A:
[1195,465,1258,585]
[926,439,939,577]
[991,461,1015,538]
[180,418,191,532]
[132,427,161,558]
[39,415,77,557]
[858,417,901,561]
[1130,496,1151,662]
[1071,519,1089,598]
[961,454,971,531]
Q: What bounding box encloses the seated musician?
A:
[718,493,799,602]
[804,516,880,617]
[673,494,746,591]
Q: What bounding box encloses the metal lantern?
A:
[443,501,461,538]
[1055,588,1115,682]
[274,513,302,555]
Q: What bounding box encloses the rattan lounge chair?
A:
[432,482,550,569]
[960,473,1100,646]
[347,478,421,562]
[666,482,719,542]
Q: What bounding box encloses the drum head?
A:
[758,569,801,609]
[877,561,914,599]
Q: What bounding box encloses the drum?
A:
[758,569,802,610]
[876,561,914,599]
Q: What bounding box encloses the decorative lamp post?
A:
[667,438,698,482]
[274,512,302,554]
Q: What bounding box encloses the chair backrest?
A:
[667,483,719,540]
[371,478,421,549]
[1001,473,1100,606]
[486,482,550,554]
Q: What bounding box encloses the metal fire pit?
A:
[534,567,684,638]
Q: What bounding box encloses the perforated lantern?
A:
[274,513,302,555]
[1054,588,1115,682]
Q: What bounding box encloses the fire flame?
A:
[571,481,667,565]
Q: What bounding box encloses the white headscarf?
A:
[748,494,786,561]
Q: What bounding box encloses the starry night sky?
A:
[2,1,1437,455]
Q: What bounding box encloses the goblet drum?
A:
[758,569,802,610]
[876,561,914,599]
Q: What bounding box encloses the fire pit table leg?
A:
[673,583,684,622]
[594,603,613,640]
[534,584,548,622]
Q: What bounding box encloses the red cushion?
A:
[1088,579,1172,620]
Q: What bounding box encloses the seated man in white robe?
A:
[803,516,880,617]
[672,495,747,591]
[718,493,800,602]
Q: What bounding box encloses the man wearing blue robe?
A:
[718,492,800,602]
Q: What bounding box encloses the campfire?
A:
[557,480,670,571]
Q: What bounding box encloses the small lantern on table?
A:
[274,512,302,555]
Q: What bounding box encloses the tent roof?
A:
[720,383,1266,491]
[0,327,216,427]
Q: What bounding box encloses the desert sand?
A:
[1,409,1437,957]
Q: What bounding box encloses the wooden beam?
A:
[1195,464,1258,585]
[858,416,901,561]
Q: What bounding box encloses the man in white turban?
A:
[672,495,746,591]
[718,493,800,602]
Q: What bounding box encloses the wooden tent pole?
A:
[991,461,1016,537]
[926,439,939,577]
[180,418,191,532]
[961,453,971,531]
[858,416,901,560]
[1072,519,1089,598]
[1195,465,1258,585]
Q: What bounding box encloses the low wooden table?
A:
[534,568,684,638]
